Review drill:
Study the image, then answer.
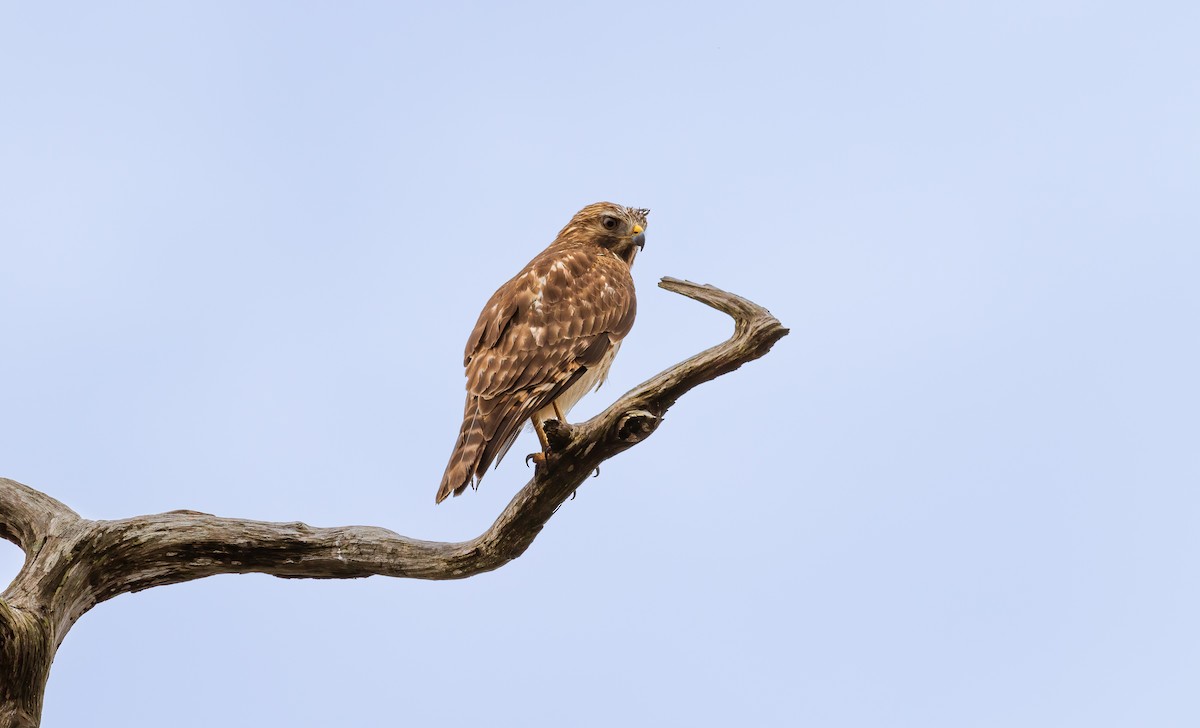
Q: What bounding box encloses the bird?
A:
[436,202,648,503]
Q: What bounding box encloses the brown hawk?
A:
[436,202,648,503]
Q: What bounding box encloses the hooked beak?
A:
[632,223,645,249]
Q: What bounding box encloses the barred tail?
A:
[436,384,562,504]
[436,400,487,503]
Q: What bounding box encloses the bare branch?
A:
[0,278,786,726]
[76,277,785,606]
[0,479,74,727]
[0,479,80,553]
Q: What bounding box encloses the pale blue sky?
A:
[2,2,1198,726]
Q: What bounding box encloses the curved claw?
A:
[526,452,547,467]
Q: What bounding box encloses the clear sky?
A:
[2,2,1197,726]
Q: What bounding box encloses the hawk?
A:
[436,202,648,503]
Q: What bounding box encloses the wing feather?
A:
[436,245,636,501]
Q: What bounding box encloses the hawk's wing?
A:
[436,245,636,502]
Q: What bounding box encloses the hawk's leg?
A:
[526,414,550,466]
[527,407,575,467]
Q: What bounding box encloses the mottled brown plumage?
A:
[437,202,648,503]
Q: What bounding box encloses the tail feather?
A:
[437,371,593,504]
[436,401,487,503]
[437,393,541,503]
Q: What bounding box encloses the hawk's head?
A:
[556,202,649,265]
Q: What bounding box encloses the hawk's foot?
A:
[527,418,574,470]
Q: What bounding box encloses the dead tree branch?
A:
[0,277,788,727]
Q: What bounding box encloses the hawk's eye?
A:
[601,216,620,231]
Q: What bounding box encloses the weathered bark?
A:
[0,277,788,727]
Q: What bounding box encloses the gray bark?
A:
[0,278,788,727]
